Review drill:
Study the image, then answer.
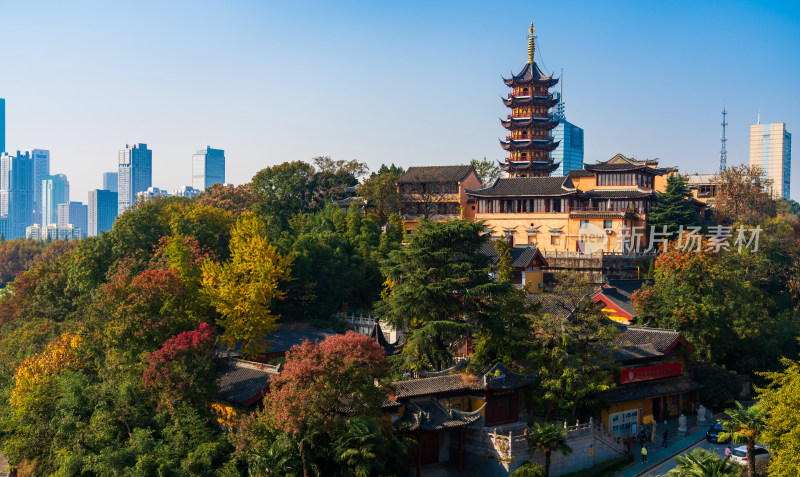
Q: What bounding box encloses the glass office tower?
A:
[750,122,792,199]
[118,143,152,214]
[192,146,225,190]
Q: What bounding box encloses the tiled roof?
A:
[614,326,682,353]
[503,62,557,84]
[584,189,655,199]
[391,363,536,399]
[397,165,475,184]
[567,169,594,178]
[369,322,402,356]
[466,176,577,197]
[393,374,482,399]
[217,359,280,405]
[529,292,584,319]
[599,375,703,404]
[395,397,484,431]
[264,329,339,353]
[594,279,652,318]
[478,242,546,268]
[612,343,664,362]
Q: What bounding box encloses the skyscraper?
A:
[30,149,50,227]
[118,143,152,214]
[750,121,792,199]
[551,96,584,176]
[192,146,225,190]
[0,151,34,239]
[103,172,118,193]
[88,189,118,236]
[42,174,70,227]
[0,98,5,153]
[58,201,88,239]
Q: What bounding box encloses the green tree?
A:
[470,157,502,187]
[648,174,701,237]
[525,422,573,477]
[252,161,317,228]
[718,401,767,477]
[693,364,742,409]
[667,447,741,476]
[510,461,545,477]
[375,220,510,372]
[356,169,402,217]
[757,357,800,476]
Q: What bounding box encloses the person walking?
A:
[641,445,648,463]
[662,428,668,448]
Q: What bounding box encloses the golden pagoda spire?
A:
[527,23,536,63]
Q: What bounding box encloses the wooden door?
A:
[419,431,440,465]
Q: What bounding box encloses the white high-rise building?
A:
[750,121,792,199]
[88,189,118,237]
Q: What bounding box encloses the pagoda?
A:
[499,23,560,177]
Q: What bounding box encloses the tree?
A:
[142,323,217,414]
[356,170,402,217]
[470,157,502,187]
[195,182,259,216]
[667,448,741,476]
[648,174,701,236]
[525,422,573,477]
[693,364,742,409]
[261,332,402,476]
[756,357,800,476]
[252,161,317,227]
[529,272,619,420]
[201,212,293,357]
[713,164,777,225]
[375,220,510,372]
[718,401,767,477]
[510,461,545,477]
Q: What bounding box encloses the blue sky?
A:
[1,0,799,201]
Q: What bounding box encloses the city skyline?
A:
[0,1,798,200]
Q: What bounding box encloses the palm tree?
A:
[718,401,767,477]
[525,422,573,477]
[666,448,742,476]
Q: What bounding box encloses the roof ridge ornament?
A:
[528,23,536,64]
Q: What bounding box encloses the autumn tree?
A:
[142,323,217,413]
[376,220,510,372]
[202,212,293,357]
[757,357,800,476]
[195,182,259,216]
[713,164,777,225]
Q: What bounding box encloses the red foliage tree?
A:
[143,322,217,412]
[264,331,390,435]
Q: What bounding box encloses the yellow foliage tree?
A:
[11,330,84,407]
[758,357,800,476]
[201,212,293,357]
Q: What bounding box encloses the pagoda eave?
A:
[500,117,560,130]
[499,161,560,174]
[499,139,560,152]
[502,95,559,108]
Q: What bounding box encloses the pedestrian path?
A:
[613,424,709,477]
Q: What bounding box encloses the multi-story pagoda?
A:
[499,23,560,177]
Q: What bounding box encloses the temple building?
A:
[466,154,676,253]
[499,24,560,177]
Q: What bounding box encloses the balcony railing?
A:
[570,206,646,214]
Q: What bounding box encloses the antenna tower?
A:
[720,106,728,171]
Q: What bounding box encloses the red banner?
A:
[619,362,682,384]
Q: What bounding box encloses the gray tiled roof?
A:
[595,279,652,319]
[391,363,536,399]
[478,242,544,268]
[567,169,594,178]
[584,189,655,199]
[397,165,475,184]
[614,326,682,353]
[264,329,339,353]
[395,397,484,431]
[599,375,703,404]
[466,176,577,197]
[612,343,664,362]
[217,360,280,405]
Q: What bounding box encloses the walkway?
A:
[613,423,710,477]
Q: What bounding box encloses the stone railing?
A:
[334,312,402,344]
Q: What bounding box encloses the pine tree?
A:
[647,175,701,237]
